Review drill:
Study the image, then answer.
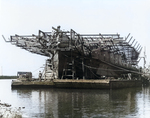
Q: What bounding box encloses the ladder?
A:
[61,59,75,79]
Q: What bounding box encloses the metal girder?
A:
[3,26,141,66]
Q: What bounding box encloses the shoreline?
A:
[0,100,22,118]
[0,76,17,79]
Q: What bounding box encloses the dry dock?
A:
[11,79,142,89]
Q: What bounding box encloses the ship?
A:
[4,26,143,89]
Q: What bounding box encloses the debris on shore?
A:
[0,100,22,118]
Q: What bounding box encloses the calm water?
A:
[0,79,150,118]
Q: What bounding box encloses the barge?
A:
[5,26,144,89]
[11,79,142,89]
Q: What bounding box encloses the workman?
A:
[39,71,42,81]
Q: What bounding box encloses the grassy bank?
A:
[0,76,17,79]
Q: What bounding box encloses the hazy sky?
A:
[0,0,150,77]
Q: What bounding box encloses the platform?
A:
[11,79,142,89]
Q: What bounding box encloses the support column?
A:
[82,58,85,79]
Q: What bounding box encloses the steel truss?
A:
[4,26,141,66]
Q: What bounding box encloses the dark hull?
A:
[58,50,140,80]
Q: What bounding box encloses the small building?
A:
[17,72,32,80]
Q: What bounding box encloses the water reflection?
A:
[11,87,143,118]
[12,88,58,118]
[136,86,150,118]
[2,80,150,117]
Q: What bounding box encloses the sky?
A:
[0,0,150,77]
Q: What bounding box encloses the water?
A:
[0,79,150,118]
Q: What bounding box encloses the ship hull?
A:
[58,50,140,80]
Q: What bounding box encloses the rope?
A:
[88,67,101,78]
